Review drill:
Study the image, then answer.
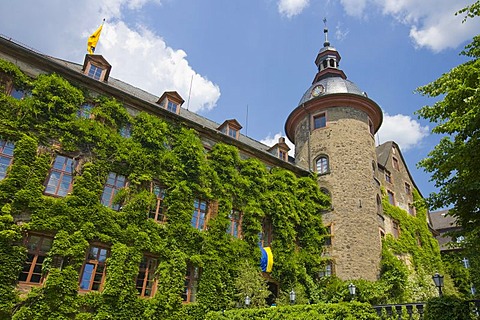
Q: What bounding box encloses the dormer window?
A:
[88,65,103,80]
[218,119,242,140]
[82,55,112,82]
[157,91,184,115]
[267,136,290,161]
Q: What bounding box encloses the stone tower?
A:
[284,26,384,281]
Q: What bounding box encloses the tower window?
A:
[316,156,329,174]
[313,113,326,129]
[329,59,335,67]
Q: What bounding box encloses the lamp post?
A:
[289,289,296,305]
[348,283,356,301]
[245,295,251,308]
[432,273,444,297]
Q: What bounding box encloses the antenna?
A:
[245,104,249,136]
[187,74,193,110]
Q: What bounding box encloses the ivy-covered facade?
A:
[0,35,333,319]
[0,32,451,320]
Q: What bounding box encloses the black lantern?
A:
[348,283,356,298]
[245,295,251,307]
[432,273,444,297]
[289,290,296,305]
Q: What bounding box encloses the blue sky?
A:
[1,0,479,205]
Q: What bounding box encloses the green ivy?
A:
[0,59,330,319]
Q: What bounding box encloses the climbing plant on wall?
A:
[0,59,330,319]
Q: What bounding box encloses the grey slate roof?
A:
[44,56,286,161]
[298,76,366,106]
[429,209,458,231]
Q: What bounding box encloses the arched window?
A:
[316,156,329,174]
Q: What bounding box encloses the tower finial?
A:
[323,18,330,47]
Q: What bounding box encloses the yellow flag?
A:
[87,22,104,54]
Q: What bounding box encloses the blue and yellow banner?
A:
[260,247,273,273]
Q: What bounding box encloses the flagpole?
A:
[187,74,193,111]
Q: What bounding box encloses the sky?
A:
[1,0,479,207]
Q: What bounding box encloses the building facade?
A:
[0,28,434,313]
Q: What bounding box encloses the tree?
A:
[416,1,480,293]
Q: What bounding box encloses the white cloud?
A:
[377,113,429,151]
[338,0,480,52]
[0,0,220,112]
[278,0,310,18]
[335,23,350,42]
[260,133,295,156]
[99,22,220,112]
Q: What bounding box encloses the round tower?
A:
[285,25,383,281]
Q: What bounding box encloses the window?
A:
[279,149,287,161]
[79,246,109,291]
[45,155,75,197]
[77,103,93,119]
[408,203,415,216]
[316,156,329,174]
[10,87,26,99]
[182,264,200,303]
[191,198,208,230]
[405,182,411,195]
[324,225,332,246]
[228,127,238,138]
[101,172,127,210]
[18,234,53,284]
[87,65,103,80]
[392,220,400,239]
[368,118,374,135]
[0,139,14,181]
[259,217,273,247]
[392,157,400,170]
[120,124,131,138]
[136,256,157,297]
[385,171,392,183]
[167,101,178,113]
[376,194,382,214]
[313,113,326,129]
[226,209,242,238]
[387,190,395,206]
[319,261,333,277]
[148,182,167,222]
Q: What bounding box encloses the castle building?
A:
[0,26,427,303]
[285,28,425,281]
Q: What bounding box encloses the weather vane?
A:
[323,17,330,46]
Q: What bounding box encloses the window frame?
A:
[101,172,127,210]
[167,101,178,113]
[0,139,14,181]
[18,234,53,284]
[385,171,392,184]
[44,155,75,197]
[79,245,109,292]
[392,220,400,239]
[392,157,400,170]
[182,264,200,303]
[77,103,93,119]
[312,112,327,130]
[226,209,242,238]
[324,225,332,246]
[191,198,209,230]
[387,190,395,206]
[136,255,158,297]
[259,217,273,247]
[278,149,288,161]
[316,156,329,175]
[87,64,103,80]
[404,182,411,195]
[148,182,167,222]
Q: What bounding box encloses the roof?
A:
[375,141,423,198]
[429,209,459,231]
[298,76,366,106]
[0,35,307,174]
